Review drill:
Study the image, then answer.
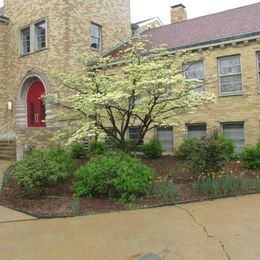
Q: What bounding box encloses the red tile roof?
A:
[107,3,260,57]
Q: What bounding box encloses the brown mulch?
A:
[1,156,260,217]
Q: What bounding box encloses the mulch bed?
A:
[1,156,259,217]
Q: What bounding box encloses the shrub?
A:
[176,139,199,158]
[70,143,86,159]
[177,131,235,173]
[90,141,107,154]
[142,138,163,159]
[73,152,154,203]
[241,141,260,170]
[14,148,76,195]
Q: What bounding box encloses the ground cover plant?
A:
[1,142,260,217]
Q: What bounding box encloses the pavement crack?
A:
[176,205,231,260]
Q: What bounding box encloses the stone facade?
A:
[0,0,131,159]
[0,0,260,158]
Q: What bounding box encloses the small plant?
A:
[73,152,154,204]
[70,143,86,159]
[14,148,76,195]
[142,138,163,159]
[147,179,179,203]
[72,196,80,216]
[1,165,15,195]
[176,139,199,158]
[90,141,108,154]
[177,131,235,174]
[241,141,260,170]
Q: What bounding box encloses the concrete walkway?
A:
[1,194,260,259]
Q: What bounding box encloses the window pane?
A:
[156,127,173,153]
[219,56,241,75]
[222,123,245,152]
[21,27,30,54]
[187,124,206,139]
[220,75,242,93]
[91,23,101,50]
[183,61,205,92]
[35,21,46,50]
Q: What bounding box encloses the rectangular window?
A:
[21,27,30,55]
[91,23,102,51]
[256,52,260,90]
[187,124,207,140]
[156,126,173,153]
[105,128,117,148]
[35,20,47,50]
[128,127,141,142]
[183,61,205,92]
[218,55,243,95]
[222,123,245,153]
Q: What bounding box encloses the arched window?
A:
[26,81,46,127]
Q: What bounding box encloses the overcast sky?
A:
[1,0,259,24]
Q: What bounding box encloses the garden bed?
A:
[1,156,260,217]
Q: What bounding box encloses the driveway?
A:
[1,194,260,259]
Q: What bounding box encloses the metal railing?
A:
[0,123,11,143]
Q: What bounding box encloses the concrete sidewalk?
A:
[0,194,260,259]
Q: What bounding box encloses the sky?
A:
[0,0,259,24]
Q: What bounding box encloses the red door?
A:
[27,81,46,127]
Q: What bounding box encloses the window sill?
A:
[19,47,48,58]
[219,92,243,97]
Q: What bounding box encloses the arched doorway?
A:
[26,81,46,127]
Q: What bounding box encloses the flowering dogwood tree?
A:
[47,37,215,151]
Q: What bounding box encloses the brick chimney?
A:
[171,4,187,23]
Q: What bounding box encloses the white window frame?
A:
[218,55,243,96]
[183,60,205,93]
[155,126,174,153]
[186,123,207,140]
[256,52,260,92]
[20,26,31,55]
[35,19,47,51]
[19,18,48,56]
[90,22,102,51]
[221,122,245,153]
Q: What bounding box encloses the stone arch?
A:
[16,70,51,128]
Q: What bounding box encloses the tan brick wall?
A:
[0,21,12,125]
[171,41,260,151]
[0,0,131,157]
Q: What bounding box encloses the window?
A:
[105,128,117,148]
[20,19,47,55]
[21,27,30,55]
[187,124,207,139]
[156,126,173,153]
[128,127,143,143]
[218,55,243,95]
[183,61,205,92]
[222,123,245,153]
[91,23,102,51]
[256,52,260,90]
[35,20,47,50]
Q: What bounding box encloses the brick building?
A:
[0,1,260,159]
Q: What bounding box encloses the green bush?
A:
[70,143,86,159]
[142,138,163,159]
[14,148,76,195]
[177,131,235,173]
[90,141,107,154]
[176,139,199,158]
[241,141,260,170]
[73,152,154,203]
